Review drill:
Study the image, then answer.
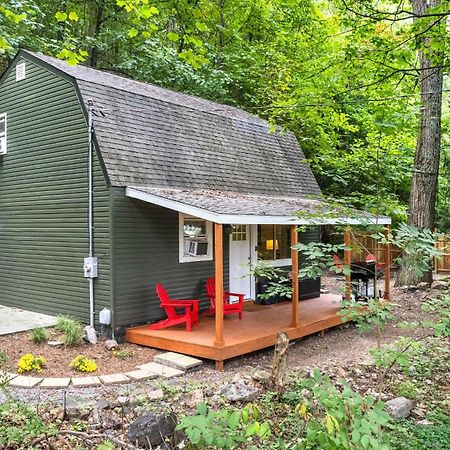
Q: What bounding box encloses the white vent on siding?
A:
[0,113,6,155]
[16,62,26,81]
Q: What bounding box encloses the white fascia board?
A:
[126,187,391,225]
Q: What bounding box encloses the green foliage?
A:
[30,327,49,344]
[249,260,284,281]
[422,296,450,337]
[56,315,84,346]
[339,298,395,335]
[96,441,115,450]
[294,241,351,279]
[389,414,450,450]
[0,400,56,447]
[369,337,425,375]
[176,402,271,449]
[111,349,134,359]
[289,370,391,450]
[249,260,293,301]
[390,380,418,400]
[373,224,443,278]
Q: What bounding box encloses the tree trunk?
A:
[270,332,289,393]
[396,0,443,286]
[86,0,104,68]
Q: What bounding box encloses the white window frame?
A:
[257,224,292,267]
[179,213,213,263]
[0,113,7,155]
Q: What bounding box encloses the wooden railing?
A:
[351,234,450,274]
[434,238,450,273]
[350,233,401,265]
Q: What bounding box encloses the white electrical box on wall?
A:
[83,257,98,278]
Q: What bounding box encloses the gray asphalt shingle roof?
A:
[24,51,322,198]
[126,186,391,225]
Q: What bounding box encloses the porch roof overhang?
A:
[126,186,391,225]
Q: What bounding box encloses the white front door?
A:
[229,225,256,299]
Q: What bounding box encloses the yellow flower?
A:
[70,355,97,373]
[17,354,46,373]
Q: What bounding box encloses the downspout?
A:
[87,100,95,327]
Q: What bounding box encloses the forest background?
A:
[0,0,449,230]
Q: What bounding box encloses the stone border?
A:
[2,353,201,389]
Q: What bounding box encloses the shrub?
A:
[17,354,46,373]
[56,315,84,346]
[0,400,56,447]
[0,351,8,366]
[176,402,271,449]
[112,349,133,359]
[289,370,391,450]
[30,327,49,344]
[70,355,97,373]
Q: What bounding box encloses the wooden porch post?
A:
[384,225,391,300]
[214,223,224,352]
[344,229,352,301]
[291,225,299,328]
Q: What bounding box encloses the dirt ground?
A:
[206,273,442,374]
[0,273,443,379]
[0,330,158,377]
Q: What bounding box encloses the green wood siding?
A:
[111,187,230,327]
[0,58,111,322]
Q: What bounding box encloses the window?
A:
[0,113,6,155]
[231,225,247,241]
[257,225,291,263]
[179,213,213,263]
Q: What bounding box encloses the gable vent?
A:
[16,62,26,81]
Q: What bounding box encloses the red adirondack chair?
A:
[205,277,244,320]
[149,284,200,332]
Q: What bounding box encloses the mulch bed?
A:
[0,329,158,378]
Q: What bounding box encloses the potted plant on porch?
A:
[250,260,293,305]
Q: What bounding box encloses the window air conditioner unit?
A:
[187,240,208,256]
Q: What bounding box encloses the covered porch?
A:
[126,294,343,367]
[125,187,392,369]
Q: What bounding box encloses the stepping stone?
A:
[40,377,71,389]
[99,373,129,385]
[154,352,202,370]
[125,370,158,381]
[136,362,184,378]
[9,375,43,388]
[71,376,101,388]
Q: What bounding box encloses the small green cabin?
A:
[0,50,323,332]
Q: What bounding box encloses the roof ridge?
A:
[22,50,268,126]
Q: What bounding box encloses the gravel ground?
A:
[3,273,443,407]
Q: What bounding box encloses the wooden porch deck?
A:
[126,294,344,365]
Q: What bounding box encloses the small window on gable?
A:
[0,114,6,155]
[16,62,26,81]
[179,213,213,263]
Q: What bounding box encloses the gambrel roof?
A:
[14,51,390,225]
[22,50,321,198]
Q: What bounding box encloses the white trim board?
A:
[126,187,392,226]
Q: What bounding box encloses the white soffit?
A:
[126,187,391,226]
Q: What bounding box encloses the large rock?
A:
[252,369,271,383]
[84,325,98,344]
[128,412,178,448]
[221,381,260,402]
[65,396,96,419]
[431,280,448,291]
[385,397,414,419]
[105,339,119,350]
